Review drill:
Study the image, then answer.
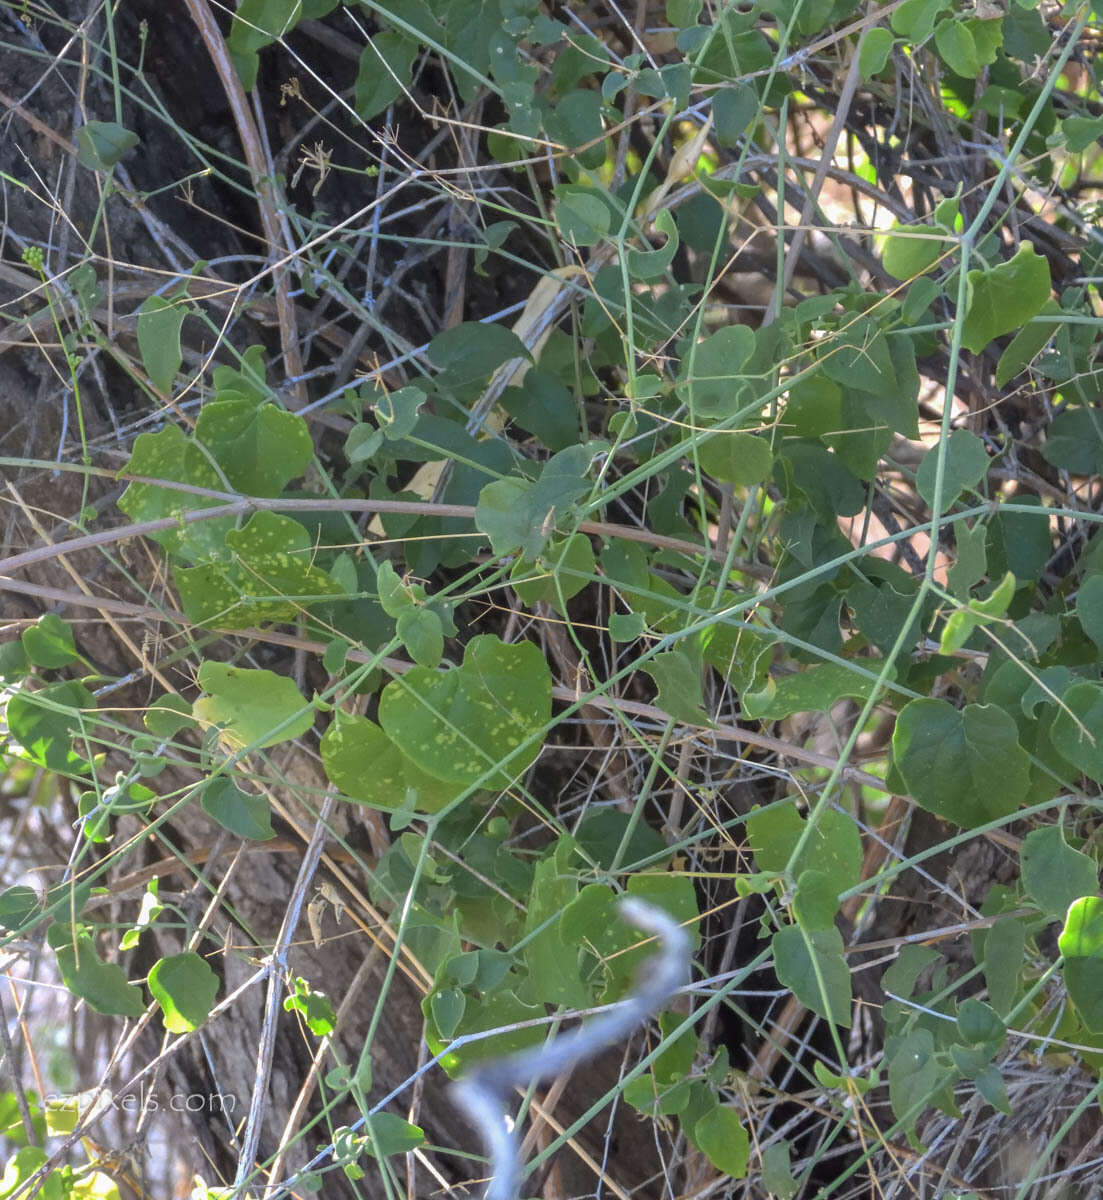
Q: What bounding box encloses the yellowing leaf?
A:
[193,663,313,750]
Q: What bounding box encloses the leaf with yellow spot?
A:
[378,635,551,788]
[175,511,343,628]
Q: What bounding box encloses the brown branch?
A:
[183,0,306,405]
[0,576,879,788]
[0,485,769,579]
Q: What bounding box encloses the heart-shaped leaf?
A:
[193,663,314,750]
[378,636,551,788]
[148,952,219,1033]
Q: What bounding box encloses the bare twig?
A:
[183,0,306,405]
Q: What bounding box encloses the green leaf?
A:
[882,222,949,280]
[321,710,459,813]
[0,1147,49,1199]
[643,650,711,726]
[47,923,144,1017]
[848,577,922,656]
[354,32,418,119]
[609,612,646,641]
[346,422,383,465]
[374,560,410,618]
[939,570,1015,654]
[793,868,842,931]
[430,987,465,1039]
[213,344,268,402]
[961,243,1051,355]
[1020,825,1098,920]
[76,121,138,170]
[229,0,310,53]
[194,399,313,497]
[0,641,29,683]
[138,296,187,394]
[623,1074,691,1116]
[1059,897,1103,1032]
[175,510,344,628]
[777,440,865,520]
[521,847,588,1007]
[957,997,1005,1047]
[395,607,444,669]
[892,699,1029,827]
[713,82,758,145]
[377,635,551,787]
[375,385,425,440]
[772,924,852,1026]
[654,1010,698,1083]
[21,613,78,668]
[561,875,699,1001]
[426,986,544,1073]
[117,423,233,562]
[511,533,595,612]
[820,317,896,396]
[1050,682,1103,783]
[428,322,529,391]
[228,0,338,87]
[741,663,885,722]
[626,210,679,281]
[679,325,756,418]
[148,952,219,1033]
[934,19,980,75]
[201,777,276,841]
[145,693,196,738]
[363,1113,425,1158]
[284,976,336,1035]
[545,89,606,170]
[1042,408,1103,475]
[193,662,314,750]
[627,872,701,949]
[1076,574,1103,653]
[0,887,41,933]
[1063,114,1103,152]
[501,370,579,452]
[983,916,1025,1017]
[697,430,773,486]
[691,1105,749,1178]
[858,26,894,78]
[476,448,594,558]
[1059,896,1103,959]
[891,0,948,40]
[575,808,667,870]
[784,372,841,438]
[887,1029,948,1136]
[475,478,537,556]
[761,1140,799,1199]
[42,1096,79,1137]
[916,429,988,514]
[555,185,611,246]
[6,680,94,774]
[973,1063,1012,1114]
[948,518,988,600]
[747,804,862,889]
[995,301,1060,386]
[967,17,1003,63]
[991,498,1050,582]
